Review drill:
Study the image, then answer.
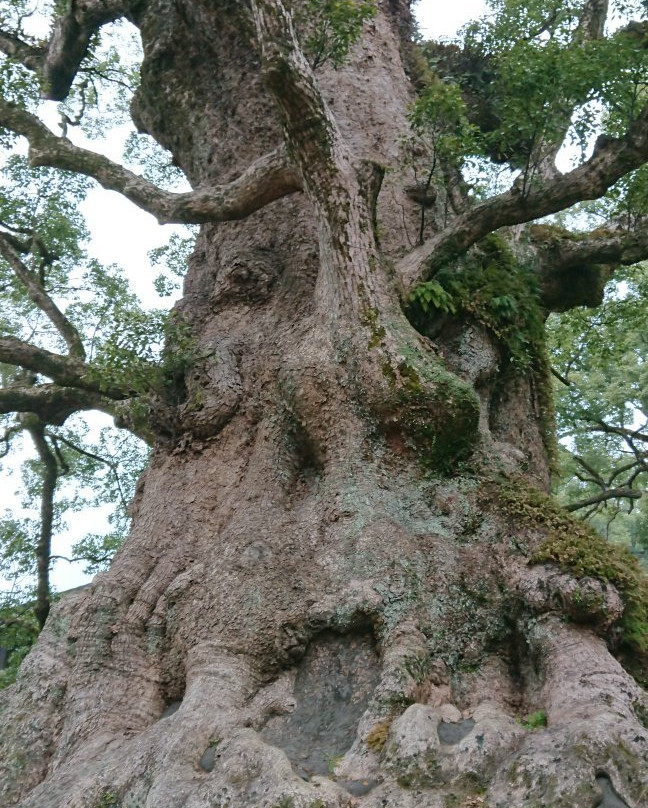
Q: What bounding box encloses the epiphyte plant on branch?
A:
[1,0,648,807]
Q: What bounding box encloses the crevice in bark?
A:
[595,772,632,808]
[259,629,380,781]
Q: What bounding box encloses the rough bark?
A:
[24,422,59,630]
[1,2,647,808]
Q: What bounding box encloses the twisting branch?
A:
[0,234,86,358]
[396,102,648,296]
[0,100,302,223]
[563,417,648,513]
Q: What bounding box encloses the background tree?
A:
[548,262,648,552]
[0,145,163,645]
[0,15,195,647]
[1,1,648,807]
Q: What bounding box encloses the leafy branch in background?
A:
[0,2,199,674]
[548,262,648,556]
[0,150,166,651]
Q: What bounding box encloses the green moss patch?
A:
[520,710,547,730]
[408,234,545,372]
[407,234,556,461]
[496,479,648,664]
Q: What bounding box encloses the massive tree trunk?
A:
[1,2,647,807]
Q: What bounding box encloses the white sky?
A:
[2,0,489,594]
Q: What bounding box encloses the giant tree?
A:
[1,1,648,806]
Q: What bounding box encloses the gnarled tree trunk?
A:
[1,2,647,807]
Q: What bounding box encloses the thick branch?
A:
[565,487,642,512]
[250,0,344,196]
[25,421,58,629]
[0,235,86,358]
[535,224,648,310]
[0,384,109,424]
[0,29,43,71]
[249,0,383,322]
[539,225,648,271]
[0,337,129,399]
[0,100,301,223]
[397,104,648,296]
[41,0,130,100]
[576,0,609,41]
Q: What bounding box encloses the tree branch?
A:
[565,486,642,512]
[0,384,110,424]
[535,223,648,310]
[522,0,610,182]
[575,0,609,42]
[550,366,571,387]
[0,336,130,399]
[0,100,302,223]
[25,421,58,628]
[0,28,43,71]
[47,431,130,513]
[250,0,345,196]
[0,234,86,358]
[397,103,648,296]
[573,454,606,488]
[538,224,648,272]
[590,420,648,445]
[0,422,23,458]
[41,0,131,100]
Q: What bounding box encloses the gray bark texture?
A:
[1,1,647,807]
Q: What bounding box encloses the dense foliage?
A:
[549,263,648,553]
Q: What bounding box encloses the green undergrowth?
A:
[519,710,547,730]
[495,479,648,662]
